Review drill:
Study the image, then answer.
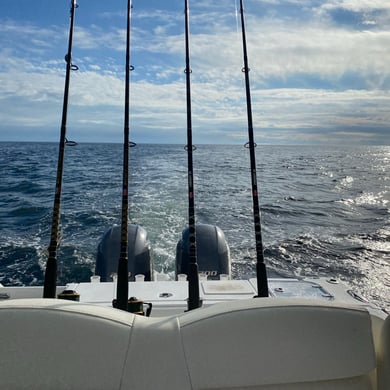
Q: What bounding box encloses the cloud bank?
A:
[0,0,389,145]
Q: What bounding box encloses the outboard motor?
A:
[176,224,231,280]
[96,224,152,282]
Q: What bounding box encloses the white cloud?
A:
[320,0,390,13]
[0,0,389,144]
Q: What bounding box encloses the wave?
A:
[0,143,389,311]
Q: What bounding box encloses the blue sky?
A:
[0,0,389,145]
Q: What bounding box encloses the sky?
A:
[0,0,389,145]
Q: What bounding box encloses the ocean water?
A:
[0,142,389,311]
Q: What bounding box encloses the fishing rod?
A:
[184,0,201,311]
[43,0,79,298]
[116,0,133,311]
[239,0,269,297]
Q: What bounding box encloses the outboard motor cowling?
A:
[176,224,231,280]
[96,224,152,282]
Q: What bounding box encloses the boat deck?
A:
[1,277,385,317]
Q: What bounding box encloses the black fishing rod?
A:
[43,0,78,298]
[239,0,269,297]
[184,0,201,311]
[116,0,133,311]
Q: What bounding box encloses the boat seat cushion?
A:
[0,299,135,390]
[378,314,390,390]
[178,298,377,389]
[120,315,192,389]
[0,297,383,390]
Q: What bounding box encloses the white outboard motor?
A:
[176,224,231,280]
[96,224,152,282]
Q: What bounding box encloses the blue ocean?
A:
[0,142,389,311]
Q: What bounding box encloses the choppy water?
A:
[0,142,389,310]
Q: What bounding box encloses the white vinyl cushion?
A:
[0,297,385,390]
[178,298,376,389]
[378,314,390,390]
[0,299,134,390]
